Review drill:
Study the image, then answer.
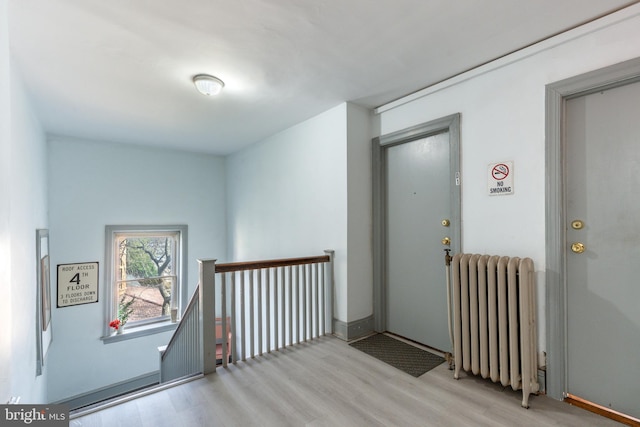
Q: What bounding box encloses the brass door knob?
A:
[442,237,451,246]
[571,242,586,254]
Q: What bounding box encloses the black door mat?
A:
[349,333,445,377]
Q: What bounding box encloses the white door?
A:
[386,132,452,351]
[565,80,640,418]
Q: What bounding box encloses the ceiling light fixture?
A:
[193,74,225,96]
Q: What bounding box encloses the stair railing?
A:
[159,250,334,382]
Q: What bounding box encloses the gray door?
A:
[385,132,451,351]
[565,80,640,418]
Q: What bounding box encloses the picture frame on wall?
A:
[36,228,52,376]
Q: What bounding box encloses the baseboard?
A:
[54,371,159,411]
[333,315,374,341]
[565,394,640,426]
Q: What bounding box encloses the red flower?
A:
[109,319,121,330]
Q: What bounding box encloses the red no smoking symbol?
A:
[491,163,509,180]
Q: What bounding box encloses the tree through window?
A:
[105,225,187,332]
[118,235,176,322]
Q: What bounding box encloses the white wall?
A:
[376,5,640,354]
[47,137,226,402]
[226,104,350,321]
[346,104,373,322]
[0,0,12,402]
[8,64,49,403]
[0,12,50,401]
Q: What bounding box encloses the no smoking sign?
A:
[488,161,513,196]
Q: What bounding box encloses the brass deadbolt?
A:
[441,219,450,227]
[571,220,584,230]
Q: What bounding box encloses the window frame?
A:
[103,225,188,342]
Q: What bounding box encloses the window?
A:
[104,225,187,339]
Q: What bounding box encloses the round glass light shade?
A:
[193,74,224,96]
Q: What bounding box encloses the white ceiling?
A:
[8,0,637,155]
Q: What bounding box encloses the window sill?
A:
[101,321,178,344]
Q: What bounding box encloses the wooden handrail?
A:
[215,255,330,273]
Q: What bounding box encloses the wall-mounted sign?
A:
[57,262,99,307]
[488,161,514,196]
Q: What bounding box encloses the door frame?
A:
[372,113,461,333]
[545,57,640,400]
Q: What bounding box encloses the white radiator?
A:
[451,253,539,408]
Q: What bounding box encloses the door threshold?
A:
[565,394,640,426]
[384,332,454,369]
[382,332,446,357]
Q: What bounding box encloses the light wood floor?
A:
[71,336,619,427]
